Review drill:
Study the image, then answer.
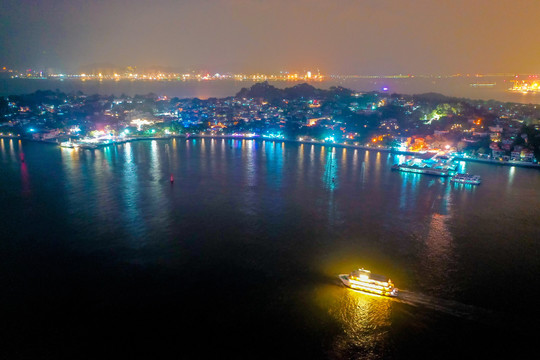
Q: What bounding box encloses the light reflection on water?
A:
[508,166,515,186]
[241,139,258,217]
[418,213,456,294]
[97,146,115,220]
[297,143,304,185]
[18,141,31,197]
[374,152,381,185]
[8,138,16,162]
[315,284,393,360]
[60,147,84,221]
[451,181,478,192]
[150,140,162,182]
[323,147,337,191]
[398,172,421,210]
[245,139,256,187]
[341,148,347,178]
[122,142,141,237]
[309,144,316,180]
[352,150,359,183]
[0,138,5,161]
[264,140,284,188]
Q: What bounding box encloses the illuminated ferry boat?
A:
[450,173,481,185]
[339,269,398,297]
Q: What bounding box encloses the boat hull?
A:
[339,274,398,297]
[451,174,482,185]
[392,165,452,176]
[450,179,481,185]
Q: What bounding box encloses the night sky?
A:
[1,0,539,74]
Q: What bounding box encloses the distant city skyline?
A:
[4,64,540,81]
[1,0,539,75]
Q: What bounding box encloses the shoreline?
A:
[4,134,539,170]
[453,155,540,169]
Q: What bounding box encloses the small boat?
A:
[469,82,496,87]
[451,173,481,185]
[170,174,174,183]
[339,268,398,297]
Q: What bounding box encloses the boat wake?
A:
[334,275,497,324]
[394,290,495,323]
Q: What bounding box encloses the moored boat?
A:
[392,163,454,176]
[339,268,398,297]
[451,173,481,185]
[60,141,78,149]
[392,155,457,177]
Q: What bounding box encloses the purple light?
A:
[382,87,389,91]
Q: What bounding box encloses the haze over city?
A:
[1,0,539,74]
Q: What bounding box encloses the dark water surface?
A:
[1,138,539,359]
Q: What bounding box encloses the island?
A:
[1,82,539,167]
